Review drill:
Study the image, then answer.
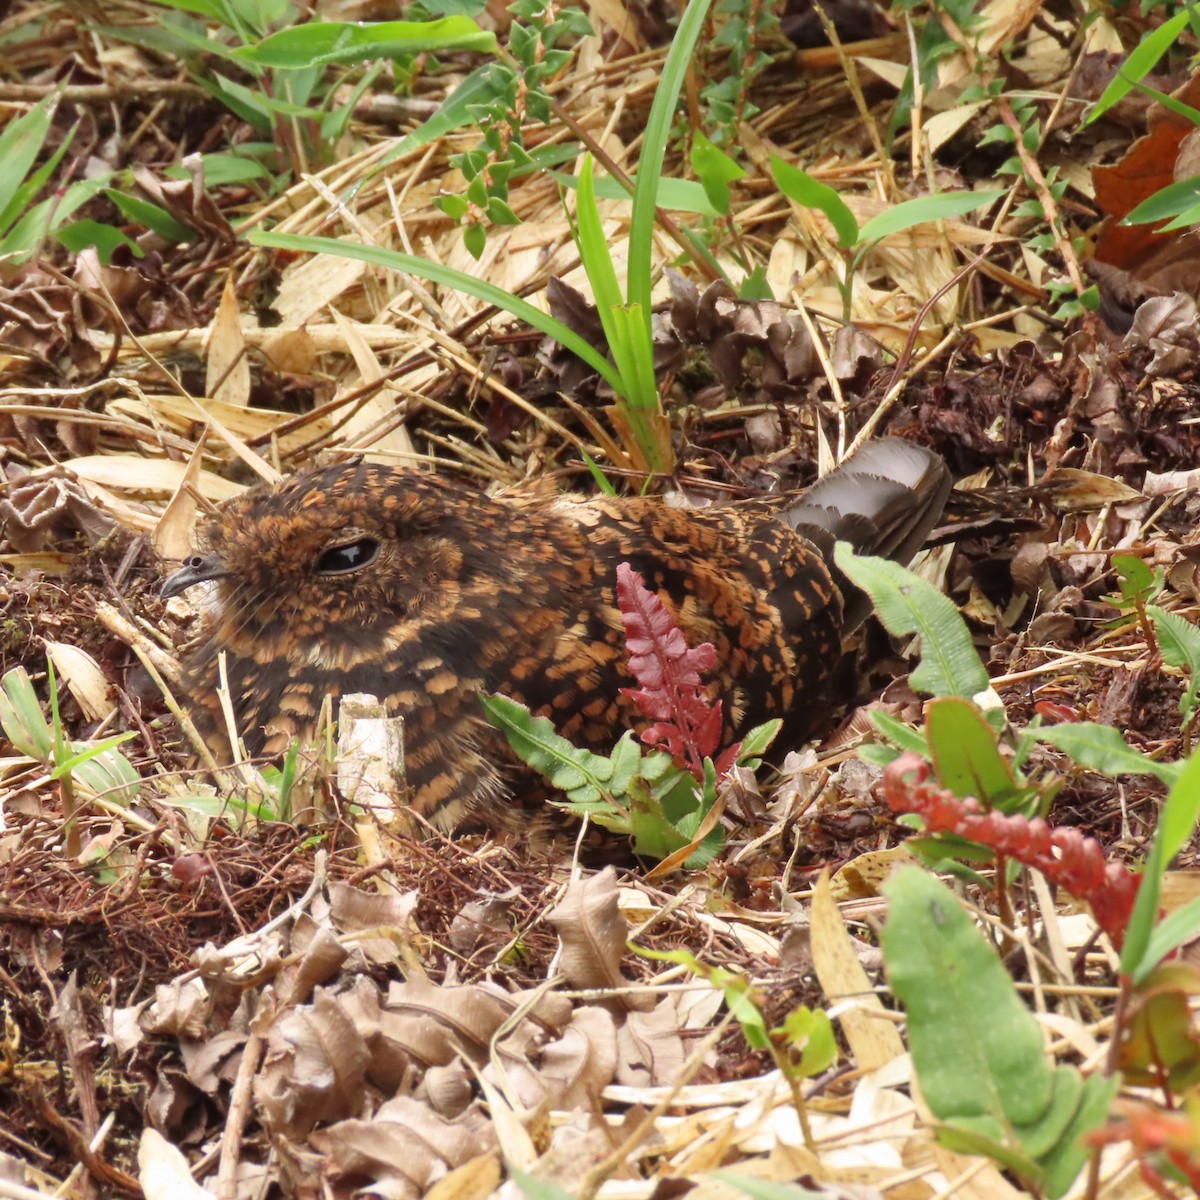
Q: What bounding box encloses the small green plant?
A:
[102,2,494,190]
[481,562,781,866]
[694,0,780,146]
[838,544,1200,1193]
[768,161,1003,323]
[0,661,139,858]
[639,944,835,1149]
[253,0,728,477]
[0,97,119,263]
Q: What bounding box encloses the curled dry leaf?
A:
[43,640,115,723]
[0,472,117,553]
[547,867,653,1013]
[312,1094,496,1199]
[206,274,250,408]
[489,1004,617,1111]
[139,1129,212,1200]
[141,978,211,1040]
[255,987,372,1137]
[616,998,686,1087]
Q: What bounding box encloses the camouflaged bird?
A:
[161,438,951,832]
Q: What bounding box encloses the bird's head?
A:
[161,461,503,667]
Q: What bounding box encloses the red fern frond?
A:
[882,753,1140,946]
[616,562,741,779]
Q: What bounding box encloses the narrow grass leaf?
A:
[857,189,1004,244]
[250,230,625,392]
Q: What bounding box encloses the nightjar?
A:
[161,438,951,832]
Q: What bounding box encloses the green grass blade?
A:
[249,230,625,392]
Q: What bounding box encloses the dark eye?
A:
[316,537,380,575]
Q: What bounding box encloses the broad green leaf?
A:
[690,130,746,216]
[479,693,615,802]
[1038,1071,1121,1198]
[1034,722,1180,786]
[775,1005,836,1076]
[872,709,930,757]
[883,867,1055,1128]
[1148,605,1200,718]
[210,70,322,117]
[178,152,272,186]
[1134,895,1200,985]
[0,667,53,759]
[1084,10,1189,125]
[55,219,143,262]
[834,546,989,699]
[105,190,195,244]
[379,65,502,167]
[737,718,782,763]
[234,17,495,67]
[50,732,136,780]
[249,230,625,392]
[575,155,626,367]
[770,155,857,247]
[857,189,1004,244]
[0,96,54,230]
[927,697,1017,804]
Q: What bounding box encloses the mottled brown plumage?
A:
[161,439,951,832]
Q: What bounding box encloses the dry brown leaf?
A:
[491,1004,617,1109]
[153,436,207,562]
[829,846,916,901]
[328,306,417,458]
[255,988,371,1136]
[615,997,685,1087]
[138,1129,212,1200]
[547,867,654,1011]
[1043,468,1143,511]
[810,871,904,1072]
[206,273,251,407]
[327,878,418,964]
[312,1095,497,1198]
[43,640,114,723]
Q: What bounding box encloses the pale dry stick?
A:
[0,79,205,102]
[1031,870,1086,1026]
[216,1023,265,1200]
[233,139,395,236]
[97,602,226,776]
[791,302,846,461]
[69,269,283,483]
[812,6,895,197]
[305,170,455,328]
[0,399,202,459]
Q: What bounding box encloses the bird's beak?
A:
[160,555,230,599]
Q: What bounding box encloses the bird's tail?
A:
[778,438,952,631]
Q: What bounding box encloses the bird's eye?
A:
[316,537,380,575]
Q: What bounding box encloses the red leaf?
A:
[882,754,1141,947]
[616,562,727,780]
